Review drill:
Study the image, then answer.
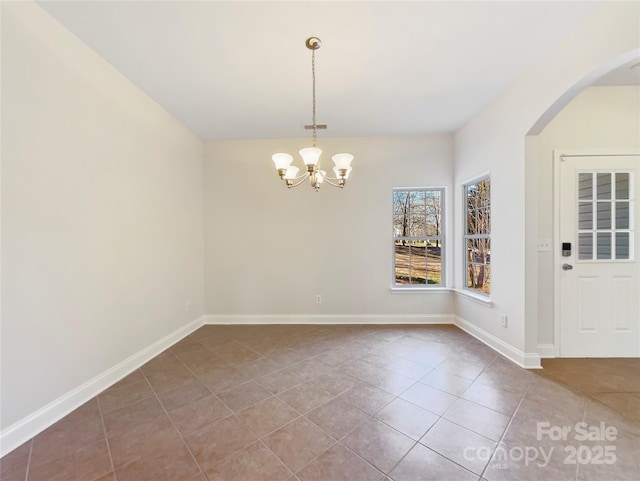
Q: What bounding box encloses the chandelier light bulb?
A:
[272,153,293,170]
[299,147,322,167]
[332,153,353,170]
[283,165,299,180]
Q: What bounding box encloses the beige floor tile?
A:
[278,380,336,414]
[115,444,201,481]
[286,359,336,382]
[92,473,117,481]
[108,415,183,467]
[31,400,105,466]
[141,352,183,376]
[218,380,273,412]
[169,394,232,435]
[173,345,219,366]
[256,368,305,395]
[309,372,361,396]
[436,359,486,380]
[420,418,496,475]
[297,443,386,481]
[237,357,282,379]
[267,349,312,367]
[375,397,439,440]
[420,369,474,396]
[184,416,257,473]
[156,378,212,412]
[390,443,478,481]
[443,398,510,441]
[483,436,577,481]
[0,441,30,480]
[98,379,155,414]
[306,398,371,439]
[27,439,112,481]
[196,365,251,394]
[237,396,300,438]
[475,366,532,395]
[399,382,457,415]
[366,369,417,396]
[145,365,196,394]
[205,441,291,481]
[263,417,335,473]
[461,382,523,416]
[102,396,167,437]
[342,418,415,473]
[337,383,395,415]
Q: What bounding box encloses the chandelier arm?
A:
[288,173,310,188]
[322,178,343,188]
[322,174,342,181]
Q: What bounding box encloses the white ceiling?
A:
[37,1,605,140]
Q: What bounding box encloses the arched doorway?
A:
[526,51,640,358]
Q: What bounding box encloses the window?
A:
[464,177,490,294]
[393,188,444,287]
[577,171,634,261]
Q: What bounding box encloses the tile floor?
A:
[1,324,639,481]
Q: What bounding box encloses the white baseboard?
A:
[454,316,542,369]
[0,316,205,458]
[204,314,455,325]
[537,343,557,358]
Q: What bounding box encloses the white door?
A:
[558,153,639,357]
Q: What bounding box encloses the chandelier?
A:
[272,37,353,191]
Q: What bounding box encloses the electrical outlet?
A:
[315,294,322,304]
[186,301,192,312]
[537,239,552,252]
[500,314,508,328]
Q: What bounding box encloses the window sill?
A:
[453,288,493,307]
[390,287,451,294]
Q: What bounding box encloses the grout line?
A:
[190,370,332,478]
[169,344,309,476]
[225,372,373,477]
[96,396,117,481]
[139,368,208,481]
[22,438,33,481]
[574,398,589,481]
[477,376,531,480]
[256,438,297,479]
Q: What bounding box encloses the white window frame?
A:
[464,176,491,296]
[392,187,445,289]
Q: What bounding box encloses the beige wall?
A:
[454,1,639,355]
[1,2,204,429]
[203,136,454,318]
[535,86,640,347]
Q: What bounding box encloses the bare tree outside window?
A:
[465,178,490,294]
[393,188,444,286]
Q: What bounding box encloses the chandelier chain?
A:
[311,49,317,148]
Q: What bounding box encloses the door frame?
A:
[552,149,640,357]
